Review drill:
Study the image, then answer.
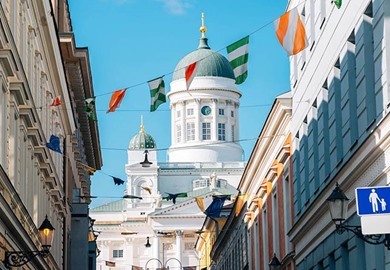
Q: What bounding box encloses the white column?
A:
[99,241,110,270]
[153,236,160,260]
[171,103,176,145]
[181,102,186,142]
[226,100,232,141]
[175,230,183,263]
[125,238,133,270]
[211,99,218,141]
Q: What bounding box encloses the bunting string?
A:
[33,0,319,113]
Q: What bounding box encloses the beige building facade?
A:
[0,1,101,269]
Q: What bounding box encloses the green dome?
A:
[172,38,235,81]
[129,125,156,150]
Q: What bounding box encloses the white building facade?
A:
[91,23,245,270]
[288,0,390,269]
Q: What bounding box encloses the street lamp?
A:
[268,253,281,270]
[88,218,99,242]
[145,237,152,248]
[3,215,55,268]
[327,183,390,249]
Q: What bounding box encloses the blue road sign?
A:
[355,186,390,216]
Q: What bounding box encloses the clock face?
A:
[201,106,211,116]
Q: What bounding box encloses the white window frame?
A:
[113,249,123,258]
[187,108,194,116]
[176,124,181,143]
[186,122,195,141]
[202,122,211,140]
[218,123,226,141]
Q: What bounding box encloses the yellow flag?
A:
[235,194,250,216]
[195,197,205,212]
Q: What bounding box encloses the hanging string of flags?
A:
[93,3,330,114]
[37,2,345,120]
[44,135,130,186]
[41,3,344,188]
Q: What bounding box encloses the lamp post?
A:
[268,253,281,270]
[145,237,152,248]
[144,238,183,269]
[327,183,390,249]
[144,258,183,270]
[3,216,55,268]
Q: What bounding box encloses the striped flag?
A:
[148,77,166,112]
[274,8,308,55]
[84,97,96,121]
[227,36,249,85]
[107,88,127,113]
[185,61,198,90]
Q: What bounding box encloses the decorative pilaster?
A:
[211,99,218,141]
[175,230,183,263]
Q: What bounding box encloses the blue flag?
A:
[112,176,125,185]
[46,135,62,154]
[205,195,227,217]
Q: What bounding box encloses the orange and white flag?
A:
[107,88,127,113]
[50,96,61,106]
[185,61,198,90]
[274,7,308,56]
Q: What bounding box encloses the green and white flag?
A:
[84,97,96,121]
[333,0,342,8]
[148,76,166,112]
[227,36,249,85]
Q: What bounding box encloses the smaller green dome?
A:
[129,124,156,150]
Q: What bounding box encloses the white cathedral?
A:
[91,17,246,270]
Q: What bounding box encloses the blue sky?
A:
[68,0,291,208]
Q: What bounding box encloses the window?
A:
[262,209,268,269]
[218,123,225,141]
[219,108,225,115]
[176,124,181,143]
[113,250,123,258]
[187,108,194,116]
[231,110,234,117]
[177,110,181,118]
[202,122,211,140]
[186,122,195,141]
[272,192,279,257]
[231,125,235,142]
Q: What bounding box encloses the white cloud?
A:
[156,0,192,15]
